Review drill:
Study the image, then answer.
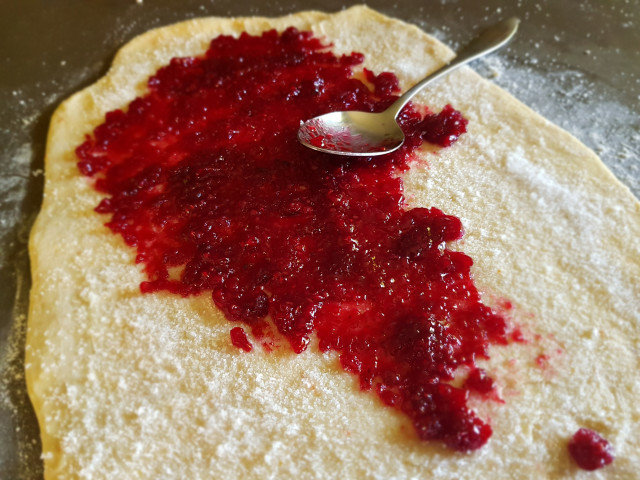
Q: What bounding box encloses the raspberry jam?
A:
[568,428,614,471]
[77,28,508,451]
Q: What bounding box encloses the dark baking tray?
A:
[1,1,638,478]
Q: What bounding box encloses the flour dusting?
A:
[476,58,639,199]
[505,147,639,322]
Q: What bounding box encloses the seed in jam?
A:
[568,428,614,471]
[77,27,512,451]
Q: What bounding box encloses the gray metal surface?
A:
[1,1,638,478]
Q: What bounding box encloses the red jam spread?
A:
[77,28,509,451]
[568,428,614,471]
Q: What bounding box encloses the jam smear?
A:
[568,428,614,471]
[77,28,510,451]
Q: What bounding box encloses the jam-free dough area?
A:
[27,6,640,479]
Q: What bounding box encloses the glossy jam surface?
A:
[77,28,508,451]
[568,429,614,471]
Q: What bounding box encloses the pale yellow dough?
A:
[27,6,640,479]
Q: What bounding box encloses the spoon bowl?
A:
[298,110,405,156]
[298,17,520,156]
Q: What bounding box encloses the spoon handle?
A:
[388,17,520,118]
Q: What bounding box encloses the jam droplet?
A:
[230,327,253,352]
[464,368,495,394]
[77,27,511,451]
[568,428,614,471]
[419,104,468,147]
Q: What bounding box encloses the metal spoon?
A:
[298,17,520,156]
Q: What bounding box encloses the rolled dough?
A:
[27,6,640,479]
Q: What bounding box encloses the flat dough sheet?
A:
[27,6,640,479]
